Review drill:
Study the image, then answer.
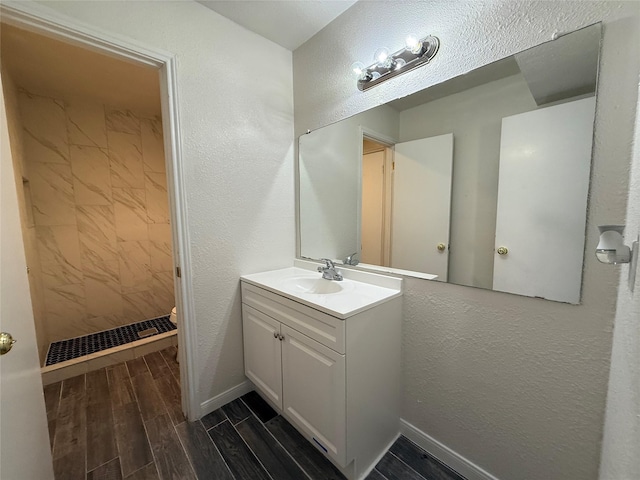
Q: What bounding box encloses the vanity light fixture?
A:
[351,34,440,91]
[596,225,638,291]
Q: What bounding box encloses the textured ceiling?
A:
[197,0,358,50]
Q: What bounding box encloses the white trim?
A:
[400,419,500,480]
[0,1,199,420]
[360,127,397,148]
[200,380,254,417]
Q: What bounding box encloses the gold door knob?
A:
[437,243,446,252]
[0,332,17,355]
[497,246,509,255]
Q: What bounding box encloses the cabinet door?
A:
[281,325,346,466]
[242,305,283,409]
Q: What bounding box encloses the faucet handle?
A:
[320,258,335,268]
[343,252,359,266]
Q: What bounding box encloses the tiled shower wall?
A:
[17,89,175,349]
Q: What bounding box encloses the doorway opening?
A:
[1,21,178,374]
[0,3,196,421]
[359,130,454,281]
[361,136,394,266]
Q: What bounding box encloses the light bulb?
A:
[394,58,406,70]
[351,61,365,76]
[350,61,372,82]
[373,47,391,67]
[405,35,423,55]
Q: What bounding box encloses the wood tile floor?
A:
[44,345,465,480]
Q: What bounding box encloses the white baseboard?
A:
[200,380,253,418]
[400,419,499,480]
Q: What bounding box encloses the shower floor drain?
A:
[138,327,159,338]
[45,315,176,366]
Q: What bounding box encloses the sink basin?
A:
[241,262,402,318]
[281,276,347,295]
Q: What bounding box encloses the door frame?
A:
[0,2,200,420]
[359,127,396,266]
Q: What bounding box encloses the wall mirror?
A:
[298,23,601,304]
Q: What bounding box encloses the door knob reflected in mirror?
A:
[0,332,17,355]
[497,246,509,255]
[437,243,446,252]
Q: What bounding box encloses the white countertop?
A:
[240,260,402,319]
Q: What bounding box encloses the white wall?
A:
[33,1,295,408]
[294,2,640,479]
[599,86,640,478]
[299,104,398,260]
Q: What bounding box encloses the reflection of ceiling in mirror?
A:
[387,24,599,113]
[515,26,600,105]
[387,57,521,112]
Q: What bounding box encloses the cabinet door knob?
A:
[278,334,285,341]
[273,331,278,339]
[437,243,446,252]
[497,246,509,255]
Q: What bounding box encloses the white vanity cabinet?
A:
[240,268,402,480]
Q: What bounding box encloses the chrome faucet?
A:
[343,252,359,266]
[317,259,343,281]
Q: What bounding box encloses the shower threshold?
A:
[45,315,176,367]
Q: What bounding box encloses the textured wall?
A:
[35,1,295,405]
[599,85,640,478]
[294,2,640,479]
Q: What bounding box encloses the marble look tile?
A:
[86,349,135,372]
[77,206,118,266]
[106,108,141,135]
[145,172,169,224]
[141,117,165,173]
[148,224,173,273]
[152,272,174,313]
[42,362,89,386]
[113,188,148,241]
[36,226,83,288]
[84,260,123,318]
[118,241,151,294]
[69,145,112,205]
[108,131,144,188]
[133,336,175,359]
[29,162,76,226]
[123,291,162,321]
[66,100,108,148]
[84,314,125,333]
[70,145,112,205]
[44,283,87,336]
[19,91,69,164]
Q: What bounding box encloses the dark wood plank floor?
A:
[45,345,465,480]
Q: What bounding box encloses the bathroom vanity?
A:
[240,260,403,479]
